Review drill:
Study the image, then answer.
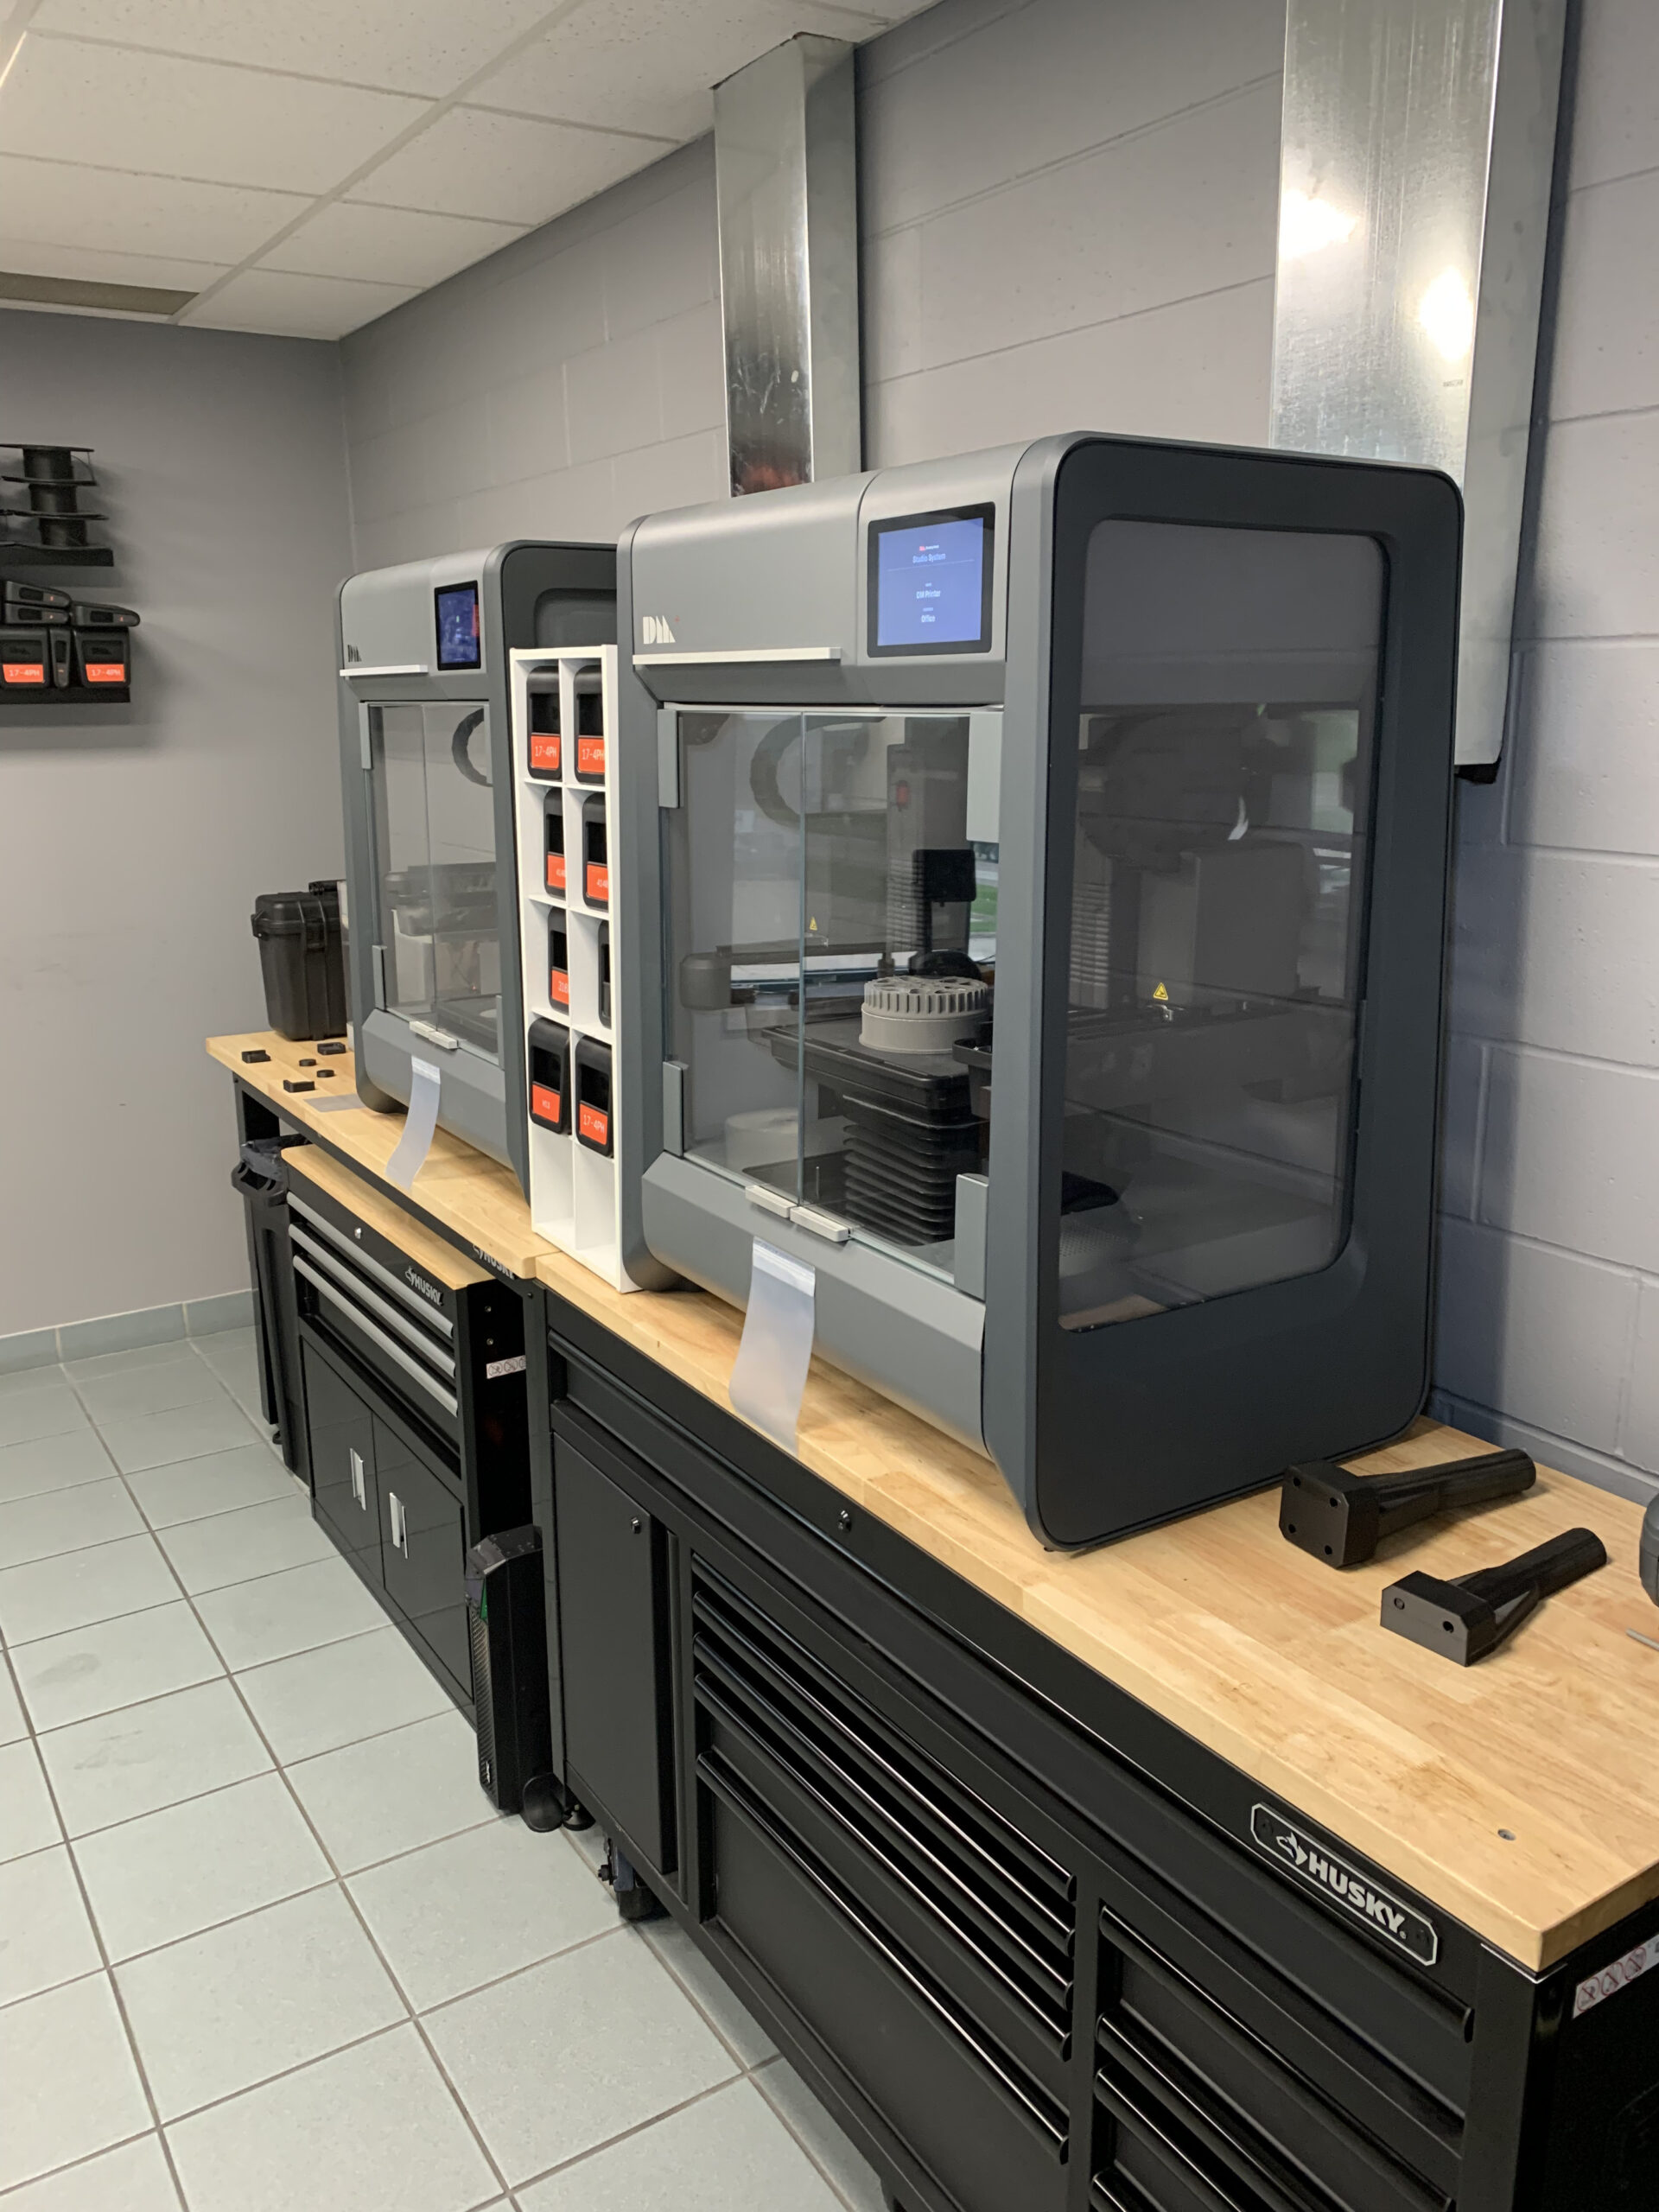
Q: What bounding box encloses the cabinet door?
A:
[302,1343,381,1586]
[556,1436,675,1873]
[374,1417,469,1697]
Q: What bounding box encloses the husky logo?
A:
[640,614,677,645]
[403,1264,442,1308]
[1249,1805,1439,1965]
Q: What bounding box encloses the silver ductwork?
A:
[1270,0,1567,768]
[713,34,861,496]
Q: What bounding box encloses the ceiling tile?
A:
[0,36,429,194]
[0,156,309,264]
[181,268,418,340]
[0,236,226,294]
[30,0,555,100]
[263,202,527,289]
[470,0,903,143]
[354,106,656,227]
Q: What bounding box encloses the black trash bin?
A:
[251,881,347,1040]
[232,1135,307,1478]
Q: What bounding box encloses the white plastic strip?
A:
[386,1056,442,1191]
[728,1239,817,1452]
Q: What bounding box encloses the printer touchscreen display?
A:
[435,582,481,670]
[869,505,993,654]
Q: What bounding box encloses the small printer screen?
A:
[869,505,994,655]
[435,582,481,670]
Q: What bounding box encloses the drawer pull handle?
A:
[293,1260,461,1418]
[350,1447,366,1510]
[388,1491,408,1557]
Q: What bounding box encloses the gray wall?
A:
[340,0,1284,566]
[0,310,353,1338]
[1431,0,1659,1503]
[334,0,1659,1503]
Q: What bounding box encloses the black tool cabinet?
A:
[284,1166,531,1714]
[534,1287,1659,2212]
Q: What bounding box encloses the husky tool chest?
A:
[285,1148,530,1709]
[535,1281,1659,2212]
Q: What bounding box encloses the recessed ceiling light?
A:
[0,270,198,319]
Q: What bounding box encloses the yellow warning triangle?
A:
[1153,981,1169,1002]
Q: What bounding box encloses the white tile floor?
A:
[0,1331,887,2212]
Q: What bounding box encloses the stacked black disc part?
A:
[1,446,106,551]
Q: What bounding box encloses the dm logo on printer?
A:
[1249,1804,1439,1966]
[639,614,677,645]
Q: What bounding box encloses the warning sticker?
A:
[1574,1936,1659,2019]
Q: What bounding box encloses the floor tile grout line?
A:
[752,2062,873,2212]
[124,1500,518,2206]
[12,1611,193,2211]
[499,2065,751,2198]
[0,2127,163,2204]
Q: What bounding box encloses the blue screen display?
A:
[435,582,481,670]
[873,512,990,652]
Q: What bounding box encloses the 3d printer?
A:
[613,435,1461,1548]
[336,543,614,1192]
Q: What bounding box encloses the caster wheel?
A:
[563,1799,594,1832]
[600,1838,665,1923]
[518,1773,569,1833]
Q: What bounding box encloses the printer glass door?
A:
[369,702,502,1063]
[1056,519,1382,1332]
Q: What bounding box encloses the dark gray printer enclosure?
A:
[337,542,615,1197]
[613,435,1461,1548]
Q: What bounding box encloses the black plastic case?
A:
[528,1017,569,1134]
[251,882,347,1040]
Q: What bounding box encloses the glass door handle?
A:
[408,1020,459,1051]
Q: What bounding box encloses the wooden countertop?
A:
[532,1244,1659,1972]
[209,1032,1659,1969]
[208,1031,552,1280]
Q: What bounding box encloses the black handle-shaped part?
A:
[1462,1526,1608,1611]
[1281,1446,1536,1567]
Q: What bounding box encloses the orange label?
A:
[531,731,561,773]
[586,862,609,906]
[3,664,46,684]
[545,854,566,892]
[531,1083,563,1127]
[86,663,126,683]
[550,969,569,1006]
[576,734,606,778]
[579,1103,609,1147]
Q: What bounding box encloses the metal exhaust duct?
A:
[1269,0,1567,769]
[713,34,861,496]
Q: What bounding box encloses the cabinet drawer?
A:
[706,1753,1068,2212]
[302,1341,381,1587]
[376,1419,468,1697]
[553,1428,676,1874]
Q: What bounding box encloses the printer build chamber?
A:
[619,435,1460,1548]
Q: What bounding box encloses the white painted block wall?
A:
[1432,0,1659,1503]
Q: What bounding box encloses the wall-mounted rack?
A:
[1,445,134,703]
[511,645,639,1293]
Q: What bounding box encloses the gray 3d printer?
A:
[613,435,1462,1548]
[336,543,614,1193]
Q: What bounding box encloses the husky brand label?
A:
[544,853,566,892]
[586,862,609,905]
[576,734,606,779]
[578,1102,608,1148]
[531,1082,563,1128]
[531,731,561,773]
[550,968,569,1006]
[1574,1935,1659,2019]
[1249,1805,1440,1965]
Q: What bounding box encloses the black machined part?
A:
[1281,1448,1537,1568]
[1382,1527,1608,1665]
[766,1014,982,1247]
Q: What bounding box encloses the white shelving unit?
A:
[510,645,639,1292]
